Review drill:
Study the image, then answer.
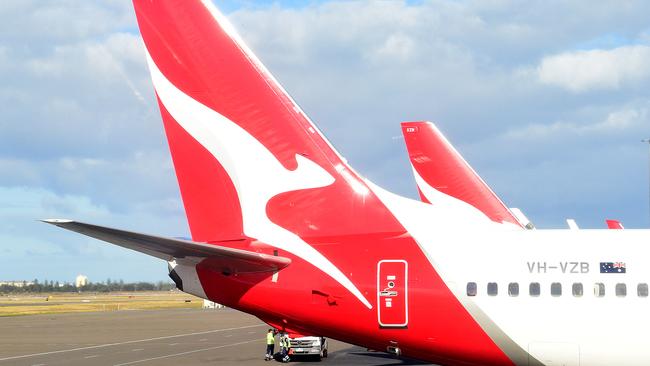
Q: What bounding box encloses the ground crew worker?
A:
[265,329,275,361]
[281,333,291,363]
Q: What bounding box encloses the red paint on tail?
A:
[606,219,624,230]
[402,121,522,227]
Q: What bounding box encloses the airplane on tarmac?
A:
[45,1,650,365]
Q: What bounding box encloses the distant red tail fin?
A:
[606,219,624,230]
[401,121,522,227]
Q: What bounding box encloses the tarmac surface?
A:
[0,308,432,366]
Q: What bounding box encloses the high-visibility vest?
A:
[283,337,291,349]
[267,333,275,345]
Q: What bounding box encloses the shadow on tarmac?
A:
[294,346,434,365]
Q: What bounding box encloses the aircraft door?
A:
[377,260,408,328]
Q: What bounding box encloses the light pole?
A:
[642,139,650,227]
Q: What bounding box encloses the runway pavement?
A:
[0,308,432,365]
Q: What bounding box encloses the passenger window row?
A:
[466,282,649,298]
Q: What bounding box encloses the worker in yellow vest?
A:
[281,333,291,363]
[265,329,275,361]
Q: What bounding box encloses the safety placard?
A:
[377,260,408,328]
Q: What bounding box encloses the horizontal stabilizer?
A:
[510,208,535,230]
[42,219,290,273]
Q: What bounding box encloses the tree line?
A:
[0,279,177,293]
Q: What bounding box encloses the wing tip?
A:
[40,218,74,225]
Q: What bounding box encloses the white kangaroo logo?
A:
[147,52,372,309]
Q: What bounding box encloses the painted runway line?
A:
[0,324,265,362]
[112,339,261,366]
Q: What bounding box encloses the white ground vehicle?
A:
[289,336,328,361]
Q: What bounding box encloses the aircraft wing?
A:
[42,219,291,274]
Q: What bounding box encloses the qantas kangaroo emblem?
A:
[146,52,372,309]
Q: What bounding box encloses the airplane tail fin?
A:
[133,0,409,309]
[606,219,624,230]
[401,121,522,227]
[133,0,390,243]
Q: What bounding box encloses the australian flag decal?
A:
[600,262,626,273]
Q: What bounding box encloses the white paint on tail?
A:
[412,167,520,229]
[146,52,371,309]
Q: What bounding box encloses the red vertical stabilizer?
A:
[401,121,522,227]
[606,219,625,229]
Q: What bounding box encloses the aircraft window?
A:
[594,283,605,297]
[551,282,562,297]
[487,282,498,296]
[508,282,519,297]
[572,283,583,297]
[529,282,540,297]
[467,282,477,296]
[638,283,649,297]
[616,283,627,297]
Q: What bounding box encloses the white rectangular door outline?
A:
[377,259,408,328]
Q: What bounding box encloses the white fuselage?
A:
[445,229,649,366]
[371,181,650,366]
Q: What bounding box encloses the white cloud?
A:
[537,45,650,92]
[371,33,416,62]
[503,101,649,140]
[0,30,160,162]
[0,1,134,45]
[641,29,650,43]
[0,186,103,218]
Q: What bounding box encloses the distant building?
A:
[0,281,34,287]
[202,299,225,309]
[75,275,89,288]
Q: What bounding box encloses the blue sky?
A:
[216,0,424,12]
[1,0,650,283]
[217,0,328,12]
